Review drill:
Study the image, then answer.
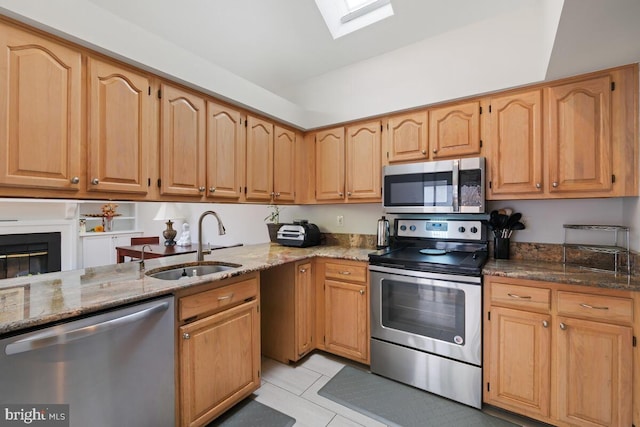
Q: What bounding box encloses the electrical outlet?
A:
[336,215,344,227]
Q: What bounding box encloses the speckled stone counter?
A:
[483,259,640,291]
[0,243,373,335]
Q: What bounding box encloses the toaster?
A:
[276,221,321,247]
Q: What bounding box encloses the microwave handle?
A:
[452,159,459,212]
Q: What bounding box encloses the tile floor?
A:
[252,352,550,427]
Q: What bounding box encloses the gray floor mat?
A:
[207,398,295,427]
[318,365,520,427]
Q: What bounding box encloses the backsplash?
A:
[323,233,376,249]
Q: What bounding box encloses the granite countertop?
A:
[0,243,372,335]
[483,259,640,291]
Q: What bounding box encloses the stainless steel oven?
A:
[368,218,487,409]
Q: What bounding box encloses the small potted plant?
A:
[264,205,282,243]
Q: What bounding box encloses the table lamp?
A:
[153,203,184,246]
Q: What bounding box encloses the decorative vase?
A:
[266,223,280,243]
[103,216,113,232]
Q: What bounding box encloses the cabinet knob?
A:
[209,187,216,193]
[198,186,205,192]
[339,192,344,197]
[275,192,281,197]
[542,320,549,328]
[183,333,190,340]
[347,192,352,196]
[559,322,567,330]
[359,289,365,295]
[91,178,99,185]
[432,149,437,154]
[535,183,541,189]
[421,150,427,155]
[299,268,307,273]
[70,176,80,184]
[552,182,559,188]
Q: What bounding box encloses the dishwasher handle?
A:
[5,301,170,356]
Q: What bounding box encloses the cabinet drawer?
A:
[557,291,633,324]
[325,262,367,283]
[490,282,551,312]
[179,277,258,321]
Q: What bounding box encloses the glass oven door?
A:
[370,266,481,366]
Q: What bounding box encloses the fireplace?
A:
[0,233,62,279]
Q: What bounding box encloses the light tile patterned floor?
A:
[253,352,549,427]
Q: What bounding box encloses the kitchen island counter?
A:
[0,243,372,335]
[483,258,640,291]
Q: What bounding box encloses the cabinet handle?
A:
[275,192,281,197]
[91,178,99,185]
[209,187,216,193]
[559,322,567,330]
[421,150,426,155]
[507,293,532,299]
[552,182,559,188]
[198,186,205,192]
[339,271,351,275]
[535,183,541,189]
[183,333,190,340]
[217,293,234,301]
[432,149,437,154]
[347,192,352,196]
[579,303,609,310]
[339,192,344,197]
[542,320,549,328]
[299,268,307,273]
[70,176,80,184]
[359,289,365,295]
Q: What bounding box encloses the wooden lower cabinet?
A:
[177,275,260,427]
[316,259,370,364]
[260,261,314,363]
[484,276,635,427]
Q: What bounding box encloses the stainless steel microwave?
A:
[383,157,485,214]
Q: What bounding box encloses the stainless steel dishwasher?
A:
[0,295,175,427]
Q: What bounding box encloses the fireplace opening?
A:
[0,232,62,279]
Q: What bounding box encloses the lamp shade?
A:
[153,203,184,221]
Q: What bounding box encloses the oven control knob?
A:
[458,226,466,233]
[400,225,407,231]
[470,226,478,233]
[409,225,416,231]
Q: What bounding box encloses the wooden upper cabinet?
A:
[245,115,274,201]
[86,57,151,194]
[0,24,81,191]
[387,111,428,163]
[488,90,543,196]
[273,126,296,202]
[429,100,481,159]
[159,83,206,197]
[546,75,612,194]
[206,102,244,200]
[346,120,382,200]
[315,127,345,201]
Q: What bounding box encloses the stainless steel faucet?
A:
[139,244,153,271]
[197,211,226,261]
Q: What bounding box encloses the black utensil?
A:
[506,212,522,229]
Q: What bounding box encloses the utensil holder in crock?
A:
[494,237,510,259]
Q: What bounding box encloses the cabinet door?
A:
[486,307,551,418]
[160,83,206,197]
[315,127,345,201]
[429,101,481,159]
[81,235,113,268]
[346,121,382,200]
[295,262,313,358]
[87,57,151,194]
[488,90,543,196]
[546,75,612,194]
[387,111,428,163]
[556,317,632,427]
[324,279,368,362]
[245,115,274,201]
[206,102,243,200]
[179,300,260,427]
[273,126,296,202]
[0,24,81,191]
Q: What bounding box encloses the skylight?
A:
[315,0,394,39]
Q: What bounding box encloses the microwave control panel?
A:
[396,219,484,241]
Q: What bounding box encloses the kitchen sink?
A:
[145,262,242,280]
